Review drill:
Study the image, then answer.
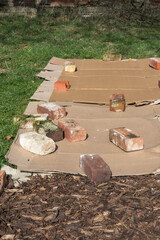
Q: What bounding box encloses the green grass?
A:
[0,15,160,167]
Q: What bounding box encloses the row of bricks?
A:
[37,102,143,150]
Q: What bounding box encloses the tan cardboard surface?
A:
[6,103,160,176]
[49,59,160,104]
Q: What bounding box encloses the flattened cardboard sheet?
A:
[49,59,160,104]
[6,103,160,176]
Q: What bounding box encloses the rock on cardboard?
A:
[19,132,56,155]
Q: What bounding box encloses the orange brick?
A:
[109,127,144,152]
[149,58,160,70]
[80,154,112,183]
[58,119,87,142]
[0,170,7,194]
[54,80,70,91]
[110,94,125,112]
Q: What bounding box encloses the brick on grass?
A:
[80,154,112,183]
[110,94,125,112]
[0,170,7,194]
[149,58,160,70]
[58,119,87,142]
[65,61,77,73]
[37,102,66,120]
[109,127,144,152]
[54,80,70,91]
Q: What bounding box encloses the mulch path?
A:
[0,173,160,240]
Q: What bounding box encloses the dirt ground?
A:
[0,173,160,240]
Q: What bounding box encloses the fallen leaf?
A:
[6,135,13,140]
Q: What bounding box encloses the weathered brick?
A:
[109,127,144,152]
[80,154,111,183]
[58,119,87,142]
[37,102,66,120]
[110,94,125,112]
[0,170,7,194]
[149,58,160,70]
[54,80,70,91]
[65,61,77,73]
[36,121,64,142]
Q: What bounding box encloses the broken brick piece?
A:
[36,121,64,142]
[110,94,125,112]
[109,127,144,152]
[65,61,76,72]
[58,119,87,142]
[80,154,112,183]
[0,170,7,194]
[149,58,160,70]
[37,102,66,120]
[54,80,70,91]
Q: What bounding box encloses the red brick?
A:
[110,94,125,112]
[149,58,160,70]
[0,170,7,194]
[58,119,87,142]
[37,103,66,120]
[54,80,70,91]
[109,127,144,152]
[80,154,111,183]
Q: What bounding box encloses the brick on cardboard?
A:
[80,154,112,183]
[110,94,125,112]
[58,119,87,142]
[54,80,70,91]
[37,102,66,120]
[149,58,160,70]
[109,127,144,152]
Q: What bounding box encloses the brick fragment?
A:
[110,94,125,112]
[58,119,87,142]
[80,154,111,183]
[149,58,160,70]
[0,170,7,194]
[36,121,64,142]
[65,61,77,72]
[109,127,144,152]
[37,102,66,120]
[54,80,70,91]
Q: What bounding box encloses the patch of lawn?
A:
[0,15,160,167]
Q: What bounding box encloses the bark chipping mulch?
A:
[0,173,160,240]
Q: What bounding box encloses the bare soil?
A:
[0,173,160,239]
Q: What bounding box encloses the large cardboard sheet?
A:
[49,59,160,104]
[6,103,160,176]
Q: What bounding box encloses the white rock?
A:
[19,132,56,155]
[65,61,76,72]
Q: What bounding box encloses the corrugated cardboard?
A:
[49,59,160,104]
[6,102,160,176]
